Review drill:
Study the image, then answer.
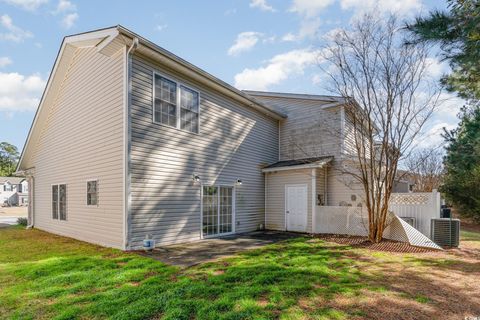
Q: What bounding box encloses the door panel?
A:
[202,186,234,237]
[286,185,308,232]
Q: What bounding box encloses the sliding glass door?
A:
[202,186,234,237]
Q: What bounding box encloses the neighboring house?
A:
[17,26,363,250]
[0,177,28,206]
[393,170,415,193]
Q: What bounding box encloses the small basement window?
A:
[52,184,67,220]
[87,180,98,206]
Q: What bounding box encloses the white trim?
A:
[311,168,316,234]
[324,165,328,206]
[51,183,67,222]
[200,183,204,239]
[123,39,137,250]
[243,90,345,103]
[94,29,120,53]
[264,173,267,229]
[152,70,201,135]
[340,105,345,157]
[64,27,119,46]
[122,44,128,250]
[200,184,236,239]
[262,159,332,173]
[117,26,286,120]
[278,120,281,160]
[86,179,99,206]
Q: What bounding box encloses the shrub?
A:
[17,217,28,226]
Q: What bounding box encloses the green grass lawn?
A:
[1,226,479,320]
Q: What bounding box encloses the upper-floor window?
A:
[153,73,199,134]
[4,183,12,191]
[180,86,199,133]
[86,180,98,206]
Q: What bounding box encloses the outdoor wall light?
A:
[235,179,242,185]
[192,174,201,182]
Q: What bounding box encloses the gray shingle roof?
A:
[0,177,25,184]
[264,156,333,169]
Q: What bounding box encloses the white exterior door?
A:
[285,184,308,232]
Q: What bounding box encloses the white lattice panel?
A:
[388,190,441,238]
[314,206,442,250]
[390,193,430,205]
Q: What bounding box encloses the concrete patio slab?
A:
[139,231,304,268]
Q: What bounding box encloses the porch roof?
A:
[262,156,333,173]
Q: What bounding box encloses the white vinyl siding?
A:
[249,94,367,209]
[30,46,125,249]
[128,53,278,248]
[247,95,344,161]
[265,169,313,233]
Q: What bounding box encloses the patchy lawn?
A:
[0,226,479,320]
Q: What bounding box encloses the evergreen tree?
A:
[407,0,480,100]
[441,106,480,221]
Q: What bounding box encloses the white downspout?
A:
[26,175,34,228]
[311,168,316,234]
[123,37,139,250]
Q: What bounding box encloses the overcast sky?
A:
[0,0,465,151]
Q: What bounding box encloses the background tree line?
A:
[0,142,20,177]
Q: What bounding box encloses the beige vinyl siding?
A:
[325,161,365,207]
[128,54,278,248]
[30,46,125,249]
[248,96,343,161]
[252,94,368,208]
[265,169,313,233]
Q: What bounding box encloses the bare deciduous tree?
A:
[404,148,444,192]
[320,14,440,242]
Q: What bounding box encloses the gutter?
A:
[116,26,287,120]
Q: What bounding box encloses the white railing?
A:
[389,190,441,238]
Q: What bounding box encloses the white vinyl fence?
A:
[388,190,441,238]
[314,204,441,249]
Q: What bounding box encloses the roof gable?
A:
[17,26,286,172]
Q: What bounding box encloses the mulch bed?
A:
[315,234,437,253]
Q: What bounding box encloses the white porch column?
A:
[27,176,34,227]
[311,168,316,234]
[324,165,328,206]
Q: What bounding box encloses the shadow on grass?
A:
[2,228,480,319]
[1,230,363,320]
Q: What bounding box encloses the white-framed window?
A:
[86,180,98,206]
[52,184,67,220]
[180,85,199,133]
[153,72,200,134]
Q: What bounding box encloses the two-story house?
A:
[0,177,28,206]
[16,26,363,250]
